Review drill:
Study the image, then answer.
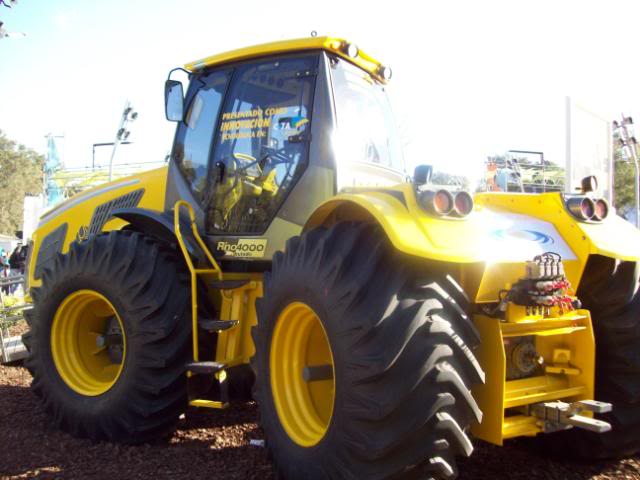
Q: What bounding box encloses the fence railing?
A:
[0,275,24,288]
[0,275,29,363]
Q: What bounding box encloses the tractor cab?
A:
[163,37,405,262]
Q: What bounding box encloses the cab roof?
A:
[184,36,390,83]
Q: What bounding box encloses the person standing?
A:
[8,243,24,294]
[0,251,10,295]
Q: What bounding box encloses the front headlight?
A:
[593,198,609,221]
[420,189,454,216]
[565,196,609,222]
[419,189,474,218]
[452,191,474,217]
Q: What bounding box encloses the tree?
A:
[614,161,635,214]
[431,171,471,190]
[0,130,44,236]
[612,138,637,216]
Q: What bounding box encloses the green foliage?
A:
[614,160,636,213]
[431,171,471,190]
[611,134,637,214]
[0,130,44,236]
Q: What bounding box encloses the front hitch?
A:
[527,399,612,434]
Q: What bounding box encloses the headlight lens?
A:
[453,191,474,217]
[594,198,609,221]
[581,198,595,219]
[567,197,595,220]
[566,196,609,222]
[434,190,454,215]
[420,189,454,216]
[378,65,393,81]
[343,42,359,58]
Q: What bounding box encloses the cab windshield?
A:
[331,57,404,174]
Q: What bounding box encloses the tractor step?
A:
[185,361,226,375]
[198,319,239,332]
[209,279,250,290]
[189,399,229,409]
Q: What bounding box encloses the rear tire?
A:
[539,257,640,458]
[589,290,640,458]
[25,231,191,443]
[252,222,484,479]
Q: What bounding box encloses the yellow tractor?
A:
[23,36,640,479]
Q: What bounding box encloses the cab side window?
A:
[208,54,318,234]
[172,70,231,200]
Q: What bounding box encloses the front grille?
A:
[88,189,144,236]
[34,223,68,279]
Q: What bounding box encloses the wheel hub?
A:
[269,302,335,447]
[95,316,124,364]
[50,290,126,396]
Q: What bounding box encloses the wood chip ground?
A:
[1,361,639,479]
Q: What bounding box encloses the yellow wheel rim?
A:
[270,302,335,447]
[50,289,126,396]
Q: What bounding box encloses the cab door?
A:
[164,68,232,224]
[204,54,318,262]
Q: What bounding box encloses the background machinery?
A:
[22,37,640,479]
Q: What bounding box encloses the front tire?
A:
[253,222,484,479]
[24,231,191,443]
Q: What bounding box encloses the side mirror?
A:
[413,164,433,186]
[580,175,598,194]
[164,80,184,122]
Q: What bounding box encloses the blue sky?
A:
[1,0,639,187]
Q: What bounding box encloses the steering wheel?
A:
[259,146,292,168]
[233,152,261,176]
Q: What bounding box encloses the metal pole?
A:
[108,138,120,182]
[565,96,572,194]
[542,152,545,193]
[109,100,131,182]
[607,121,614,205]
[93,142,131,171]
[634,157,640,228]
[630,140,640,229]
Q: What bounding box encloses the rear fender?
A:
[28,168,168,289]
[112,207,202,262]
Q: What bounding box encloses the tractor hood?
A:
[28,167,168,289]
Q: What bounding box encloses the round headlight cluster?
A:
[452,191,474,217]
[566,197,609,222]
[378,65,393,81]
[420,190,474,218]
[342,42,359,58]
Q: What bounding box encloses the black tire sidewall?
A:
[254,223,483,479]
[256,282,346,467]
[28,231,191,442]
[33,273,147,421]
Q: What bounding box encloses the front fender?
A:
[304,186,640,301]
[112,207,177,245]
[304,185,520,264]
